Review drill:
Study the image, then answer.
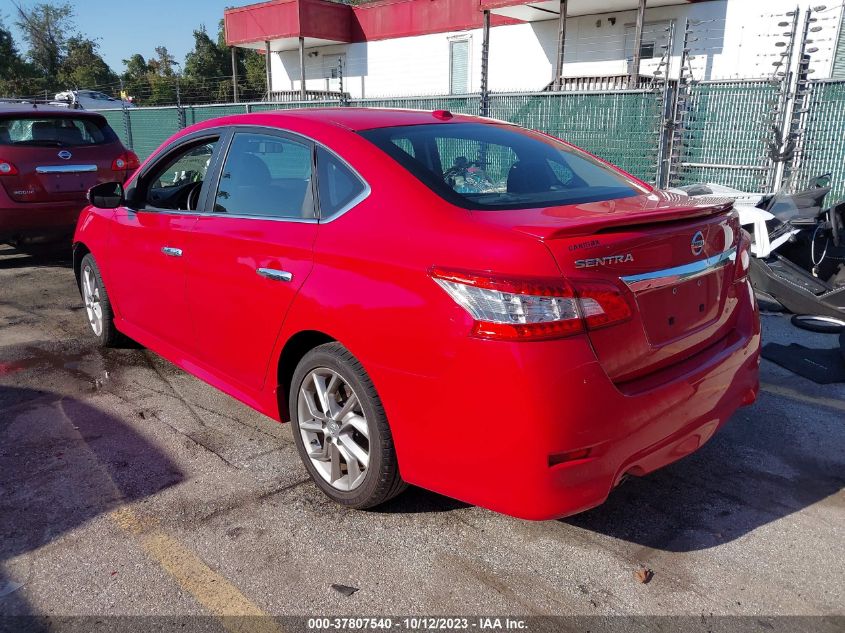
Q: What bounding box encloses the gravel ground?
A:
[0,244,842,628]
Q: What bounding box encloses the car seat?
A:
[507,160,556,194]
[31,121,58,143]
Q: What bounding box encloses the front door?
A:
[186,130,318,392]
[109,138,220,350]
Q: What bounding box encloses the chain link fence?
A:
[93,77,845,202]
[669,80,781,193]
[791,79,845,202]
[94,90,665,184]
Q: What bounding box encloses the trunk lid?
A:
[0,111,125,203]
[474,191,743,382]
[1,142,122,203]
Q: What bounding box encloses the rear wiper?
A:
[15,140,64,147]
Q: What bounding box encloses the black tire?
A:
[79,253,121,347]
[289,342,406,509]
[791,314,845,334]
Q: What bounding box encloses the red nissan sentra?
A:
[72,109,760,520]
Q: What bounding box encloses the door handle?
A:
[257,268,293,282]
[161,247,183,257]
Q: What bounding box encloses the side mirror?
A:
[88,181,124,209]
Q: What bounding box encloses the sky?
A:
[0,0,255,72]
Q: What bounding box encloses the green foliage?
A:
[1,3,269,104]
[2,2,115,99]
[58,37,118,90]
[185,26,227,80]
[14,1,75,83]
[0,16,40,97]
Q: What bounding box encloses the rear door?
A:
[109,135,222,349]
[0,113,123,203]
[185,129,319,392]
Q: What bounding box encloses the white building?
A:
[224,0,845,98]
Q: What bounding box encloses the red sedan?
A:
[73,109,760,520]
[0,104,138,249]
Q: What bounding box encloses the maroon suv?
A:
[0,104,138,249]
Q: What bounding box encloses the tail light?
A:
[0,159,19,176]
[430,267,632,341]
[112,151,140,173]
[735,230,752,281]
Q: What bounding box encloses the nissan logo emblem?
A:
[58,150,72,160]
[691,231,705,256]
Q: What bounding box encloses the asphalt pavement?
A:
[0,244,842,628]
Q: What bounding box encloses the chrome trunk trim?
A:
[620,248,737,292]
[36,164,98,174]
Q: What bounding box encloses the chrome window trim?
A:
[134,208,318,224]
[127,123,372,224]
[620,247,737,292]
[202,213,319,224]
[36,164,98,174]
[319,181,372,224]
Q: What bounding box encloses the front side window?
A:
[145,140,218,211]
[214,132,315,219]
[359,123,645,210]
[0,116,116,147]
[316,147,366,218]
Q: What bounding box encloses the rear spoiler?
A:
[517,199,735,240]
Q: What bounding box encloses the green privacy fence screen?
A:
[93,90,663,184]
[94,81,845,196]
[670,80,781,193]
[487,92,662,185]
[792,80,845,203]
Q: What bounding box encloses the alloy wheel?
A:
[297,368,370,491]
[82,265,103,337]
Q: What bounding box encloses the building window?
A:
[624,21,671,61]
[449,39,470,95]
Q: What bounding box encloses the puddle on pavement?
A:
[0,347,92,380]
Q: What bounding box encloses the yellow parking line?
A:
[760,382,845,412]
[110,507,284,633]
[54,399,283,633]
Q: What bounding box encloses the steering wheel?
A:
[186,182,203,211]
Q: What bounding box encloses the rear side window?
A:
[359,122,645,210]
[0,116,116,147]
[316,147,366,218]
[214,132,315,219]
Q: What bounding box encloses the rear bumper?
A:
[374,279,761,520]
[0,191,85,242]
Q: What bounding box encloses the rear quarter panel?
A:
[261,124,563,470]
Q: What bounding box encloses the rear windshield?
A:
[0,116,117,147]
[359,122,645,210]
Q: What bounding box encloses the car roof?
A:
[0,103,104,118]
[231,107,497,132]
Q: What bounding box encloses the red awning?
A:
[225,0,354,50]
[225,0,521,49]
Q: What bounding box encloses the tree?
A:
[148,46,177,77]
[13,1,75,85]
[184,25,227,80]
[0,16,39,96]
[58,37,118,90]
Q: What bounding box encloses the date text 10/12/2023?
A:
[306,617,528,630]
